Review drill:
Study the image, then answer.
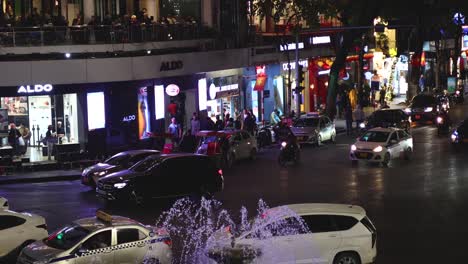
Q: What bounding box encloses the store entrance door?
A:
[28,95,52,146]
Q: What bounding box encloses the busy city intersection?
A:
[1,102,468,264]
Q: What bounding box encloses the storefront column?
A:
[82,0,94,23]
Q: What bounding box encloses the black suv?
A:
[96,154,224,203]
[361,109,411,132]
[405,93,442,123]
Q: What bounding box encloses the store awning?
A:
[254,75,267,91]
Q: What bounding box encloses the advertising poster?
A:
[447,77,456,93]
[1,97,28,116]
[87,92,106,130]
[138,87,151,139]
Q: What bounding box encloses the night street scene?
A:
[1,1,468,264]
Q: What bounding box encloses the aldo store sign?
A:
[18,84,53,94]
[160,60,183,72]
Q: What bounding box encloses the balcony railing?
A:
[0,23,216,47]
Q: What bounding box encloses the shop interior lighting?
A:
[147,50,151,55]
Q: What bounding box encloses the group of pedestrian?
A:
[8,123,31,156]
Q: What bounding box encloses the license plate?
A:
[358,153,368,158]
[415,115,421,119]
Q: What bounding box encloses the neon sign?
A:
[18,84,53,94]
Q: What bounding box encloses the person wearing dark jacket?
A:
[8,123,21,155]
[345,105,354,136]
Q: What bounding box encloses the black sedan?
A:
[81,149,160,186]
[96,154,224,204]
[360,109,411,132]
[451,119,468,146]
[404,93,442,124]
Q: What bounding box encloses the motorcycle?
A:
[436,113,451,136]
[256,125,274,149]
[278,137,300,166]
[452,88,464,104]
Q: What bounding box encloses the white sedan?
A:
[350,127,413,165]
[0,209,48,262]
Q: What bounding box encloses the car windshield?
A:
[294,118,319,127]
[104,154,129,165]
[411,95,436,107]
[44,224,90,250]
[360,131,389,142]
[130,155,161,172]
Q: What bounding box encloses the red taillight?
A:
[162,237,172,248]
[218,169,223,175]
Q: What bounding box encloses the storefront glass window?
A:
[159,0,200,21]
[137,87,151,139]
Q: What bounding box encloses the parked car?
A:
[17,211,172,264]
[196,130,258,168]
[208,203,377,264]
[0,197,8,210]
[451,118,468,147]
[291,113,336,146]
[360,109,411,132]
[0,209,48,262]
[350,127,413,166]
[404,93,442,124]
[96,154,224,203]
[81,149,160,186]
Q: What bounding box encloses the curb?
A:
[0,174,81,185]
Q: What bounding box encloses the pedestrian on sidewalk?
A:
[344,105,353,136]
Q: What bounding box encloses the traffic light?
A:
[296,64,306,93]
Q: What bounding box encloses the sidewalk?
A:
[0,169,81,185]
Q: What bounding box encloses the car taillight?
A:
[162,237,172,248]
[36,224,47,230]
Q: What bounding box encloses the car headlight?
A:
[373,146,383,152]
[437,117,443,124]
[114,183,127,189]
[359,123,366,129]
[451,131,458,142]
[281,141,287,148]
[424,107,433,112]
[351,144,357,151]
[404,108,411,113]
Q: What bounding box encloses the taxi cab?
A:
[17,211,172,264]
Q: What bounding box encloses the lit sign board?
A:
[462,26,468,51]
[87,92,106,130]
[280,42,304,51]
[282,60,308,71]
[122,115,136,122]
[312,36,331,45]
[198,78,207,111]
[18,84,53,94]
[154,85,165,120]
[165,84,180,96]
[209,83,239,100]
[160,60,183,72]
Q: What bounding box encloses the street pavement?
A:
[1,101,468,263]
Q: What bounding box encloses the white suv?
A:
[209,203,377,264]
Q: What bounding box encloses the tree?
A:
[253,0,328,114]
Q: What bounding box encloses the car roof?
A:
[74,216,144,232]
[280,203,366,217]
[367,127,401,132]
[114,149,160,157]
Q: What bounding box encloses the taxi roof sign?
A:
[96,210,113,223]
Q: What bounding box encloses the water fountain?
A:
[155,198,309,264]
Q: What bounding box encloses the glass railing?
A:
[0,23,217,47]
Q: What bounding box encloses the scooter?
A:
[278,137,300,166]
[256,125,273,149]
[436,113,451,136]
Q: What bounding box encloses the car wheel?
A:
[382,152,391,166]
[333,252,361,264]
[404,147,412,160]
[250,148,257,161]
[316,135,322,147]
